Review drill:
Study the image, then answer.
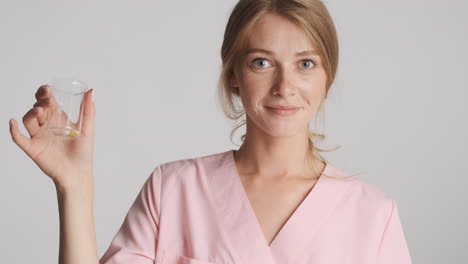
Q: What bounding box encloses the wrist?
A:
[55,178,94,203]
[53,172,94,192]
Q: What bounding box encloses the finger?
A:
[22,107,42,137]
[9,118,32,155]
[34,85,70,124]
[33,97,51,108]
[35,85,51,100]
[81,89,95,137]
[36,107,47,126]
[34,95,60,111]
[34,95,71,126]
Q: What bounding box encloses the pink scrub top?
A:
[99,149,412,264]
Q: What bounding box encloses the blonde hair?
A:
[217,0,341,167]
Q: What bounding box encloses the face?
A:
[231,13,327,138]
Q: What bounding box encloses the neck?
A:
[234,134,324,181]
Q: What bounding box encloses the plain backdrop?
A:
[1,0,467,263]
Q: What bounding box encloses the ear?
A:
[230,71,239,87]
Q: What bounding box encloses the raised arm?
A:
[9,84,98,264]
[56,181,100,264]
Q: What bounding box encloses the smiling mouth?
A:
[265,106,301,116]
[265,105,300,110]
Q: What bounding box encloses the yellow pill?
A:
[70,130,80,137]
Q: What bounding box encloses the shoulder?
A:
[148,149,232,183]
[157,149,230,174]
[325,163,396,216]
[325,163,392,198]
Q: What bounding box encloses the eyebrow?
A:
[244,48,319,56]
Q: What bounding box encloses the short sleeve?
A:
[99,166,161,264]
[376,199,413,264]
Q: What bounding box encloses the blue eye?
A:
[251,58,316,69]
[252,58,272,68]
[300,59,315,69]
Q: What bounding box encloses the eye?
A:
[251,58,272,68]
[300,59,316,69]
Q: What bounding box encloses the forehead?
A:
[244,13,315,54]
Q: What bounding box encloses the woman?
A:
[9,0,412,263]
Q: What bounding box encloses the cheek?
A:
[301,74,327,105]
[239,72,272,102]
[304,83,324,101]
[242,69,272,88]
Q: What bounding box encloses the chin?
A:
[263,125,304,138]
[247,113,308,137]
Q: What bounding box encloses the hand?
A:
[9,85,96,191]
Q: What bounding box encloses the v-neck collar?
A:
[230,149,329,249]
[210,149,353,264]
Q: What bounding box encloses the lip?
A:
[266,105,299,110]
[265,106,301,116]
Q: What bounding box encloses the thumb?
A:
[81,88,95,137]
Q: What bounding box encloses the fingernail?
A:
[91,89,94,102]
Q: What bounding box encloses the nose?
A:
[271,66,297,97]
